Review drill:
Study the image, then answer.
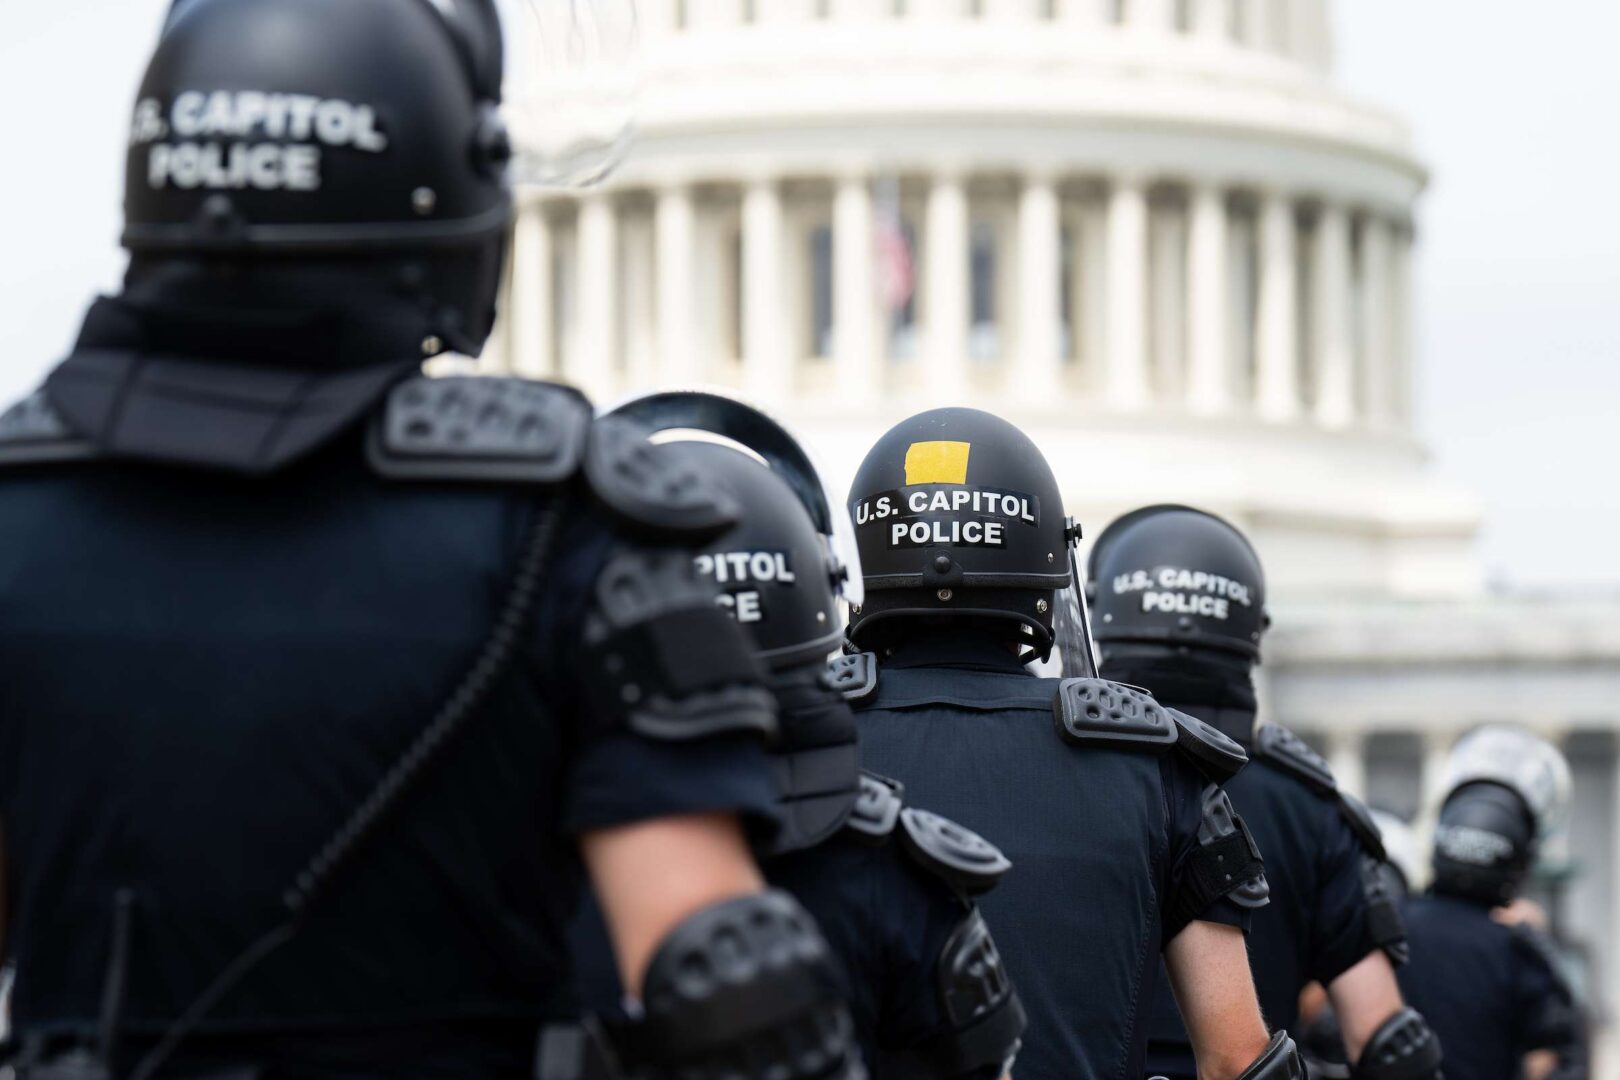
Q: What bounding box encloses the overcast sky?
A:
[1,2,1616,588]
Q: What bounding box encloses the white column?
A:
[1014,173,1062,401]
[1326,730,1368,800]
[1359,214,1393,427]
[833,174,879,400]
[1193,0,1228,41]
[656,184,698,385]
[1186,182,1229,415]
[1312,202,1355,428]
[573,193,617,397]
[986,0,1043,18]
[829,0,882,20]
[685,0,741,30]
[1231,0,1256,44]
[1058,0,1109,25]
[509,202,553,379]
[742,178,790,403]
[1105,175,1150,410]
[639,0,680,37]
[910,0,969,18]
[1254,189,1299,421]
[1391,222,1415,428]
[1149,203,1187,398]
[925,172,970,399]
[755,0,818,20]
[1420,728,1453,825]
[1133,0,1175,32]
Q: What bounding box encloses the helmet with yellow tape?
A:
[846,408,1073,660]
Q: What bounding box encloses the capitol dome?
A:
[485,0,1480,604]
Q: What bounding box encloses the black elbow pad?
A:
[621,889,862,1079]
[912,908,1027,1078]
[1236,1030,1306,1079]
[1353,1008,1443,1080]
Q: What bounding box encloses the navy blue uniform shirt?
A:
[1398,894,1579,1080]
[0,418,778,1076]
[852,633,1249,1080]
[1143,705,1378,1078]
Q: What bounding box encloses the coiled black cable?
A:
[128,498,567,1080]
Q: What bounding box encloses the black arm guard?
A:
[1166,785,1269,939]
[1360,855,1410,967]
[618,890,861,1079]
[911,909,1026,1078]
[583,548,777,744]
[1352,1008,1442,1080]
[1236,1031,1305,1079]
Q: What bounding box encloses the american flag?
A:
[874,178,915,316]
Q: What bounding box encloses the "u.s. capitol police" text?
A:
[132,90,389,193]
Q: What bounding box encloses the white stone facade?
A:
[486,1,1620,1064]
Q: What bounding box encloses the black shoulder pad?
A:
[1338,789,1387,861]
[1255,723,1337,795]
[0,390,97,468]
[1168,708,1249,784]
[844,771,903,842]
[822,652,878,703]
[899,807,1011,897]
[1053,678,1178,754]
[583,416,740,542]
[365,375,591,484]
[583,547,776,744]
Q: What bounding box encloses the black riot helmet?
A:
[679,442,843,671]
[847,408,1075,660]
[606,391,864,853]
[1432,726,1573,905]
[125,0,512,350]
[1088,505,1269,662]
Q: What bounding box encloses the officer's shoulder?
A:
[1254,722,1387,858]
[365,374,735,541]
[1052,677,1248,783]
[842,771,1010,898]
[0,389,97,469]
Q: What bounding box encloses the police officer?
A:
[844,408,1300,1079]
[1087,505,1442,1080]
[564,393,1027,1078]
[1298,810,1424,1078]
[1399,727,1588,1080]
[0,3,858,1077]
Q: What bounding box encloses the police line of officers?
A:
[0,2,1590,1078]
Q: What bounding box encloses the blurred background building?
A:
[479,0,1620,1064]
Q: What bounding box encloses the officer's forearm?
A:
[580,811,765,995]
[1325,950,1404,1062]
[1525,1049,1559,1080]
[1163,921,1271,1078]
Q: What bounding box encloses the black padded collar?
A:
[43,294,429,475]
